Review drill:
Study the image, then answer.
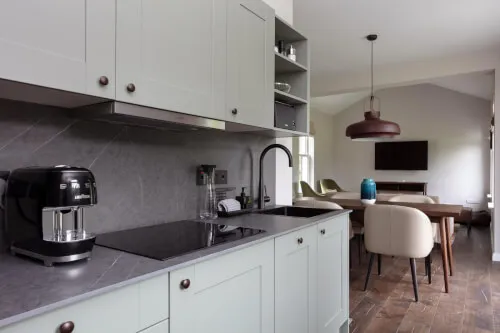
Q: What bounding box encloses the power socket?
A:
[215,170,228,185]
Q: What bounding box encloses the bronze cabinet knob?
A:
[231,108,238,115]
[59,321,75,333]
[297,237,303,244]
[98,76,109,86]
[126,83,136,92]
[320,229,326,235]
[180,279,191,290]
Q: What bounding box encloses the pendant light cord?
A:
[370,39,374,109]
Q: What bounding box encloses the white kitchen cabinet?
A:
[116,0,227,121]
[0,273,170,333]
[226,0,275,128]
[169,240,274,333]
[0,284,139,333]
[0,0,115,99]
[275,225,317,333]
[138,320,169,333]
[138,273,170,329]
[317,214,350,333]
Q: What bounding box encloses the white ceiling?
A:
[312,71,495,115]
[294,0,500,90]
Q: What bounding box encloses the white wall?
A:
[493,66,500,260]
[310,109,336,187]
[262,0,293,24]
[330,84,491,208]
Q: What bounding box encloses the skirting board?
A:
[492,252,500,262]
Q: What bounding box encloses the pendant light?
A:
[345,34,401,140]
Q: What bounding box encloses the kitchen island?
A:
[0,208,350,333]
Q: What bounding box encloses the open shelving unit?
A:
[273,15,310,136]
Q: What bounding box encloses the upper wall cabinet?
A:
[226,0,275,129]
[0,0,115,99]
[116,0,227,121]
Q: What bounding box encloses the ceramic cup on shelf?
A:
[360,178,376,205]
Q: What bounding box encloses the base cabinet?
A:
[0,284,139,333]
[138,320,169,333]
[275,225,317,333]
[0,214,349,333]
[169,240,274,333]
[275,214,349,333]
[317,214,350,333]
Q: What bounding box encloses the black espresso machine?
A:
[5,166,98,266]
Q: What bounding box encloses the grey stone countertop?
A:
[0,208,350,328]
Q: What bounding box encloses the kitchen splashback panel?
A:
[0,99,276,250]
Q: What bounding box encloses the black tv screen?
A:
[375,141,428,170]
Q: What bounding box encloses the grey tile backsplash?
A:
[0,99,276,250]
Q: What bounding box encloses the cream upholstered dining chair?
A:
[300,181,325,198]
[294,199,356,267]
[364,205,434,302]
[388,194,451,245]
[388,194,440,280]
[330,192,364,264]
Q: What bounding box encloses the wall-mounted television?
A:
[375,141,428,170]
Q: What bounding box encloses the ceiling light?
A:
[345,34,401,140]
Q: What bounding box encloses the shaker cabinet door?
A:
[0,284,139,333]
[275,226,318,333]
[0,0,115,99]
[170,240,274,333]
[116,0,226,121]
[226,0,275,128]
[317,215,350,333]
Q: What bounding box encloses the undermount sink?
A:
[257,206,334,218]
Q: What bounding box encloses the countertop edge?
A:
[0,209,351,328]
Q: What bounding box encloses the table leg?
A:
[439,217,449,293]
[445,217,453,276]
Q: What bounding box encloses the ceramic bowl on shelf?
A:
[275,82,291,93]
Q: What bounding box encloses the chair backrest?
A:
[388,194,436,204]
[364,205,433,258]
[294,199,353,239]
[331,192,360,200]
[300,181,324,198]
[294,198,343,210]
[319,179,344,193]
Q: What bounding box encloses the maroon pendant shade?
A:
[345,110,401,140]
[345,34,401,140]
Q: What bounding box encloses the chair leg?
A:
[427,255,432,284]
[364,253,375,291]
[424,255,428,276]
[410,258,419,302]
[357,234,362,264]
[377,254,382,276]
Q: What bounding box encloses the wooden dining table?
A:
[328,198,463,293]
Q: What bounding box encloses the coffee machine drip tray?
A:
[96,220,265,261]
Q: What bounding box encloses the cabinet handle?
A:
[231,108,238,115]
[98,76,109,86]
[320,229,326,235]
[297,237,303,244]
[126,83,136,93]
[59,321,75,333]
[180,279,191,290]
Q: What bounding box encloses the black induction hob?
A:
[95,220,265,261]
